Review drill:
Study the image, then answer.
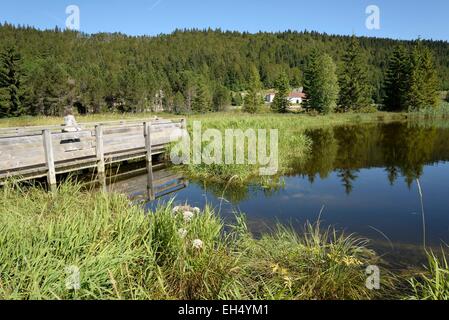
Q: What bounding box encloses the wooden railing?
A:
[0,118,187,193]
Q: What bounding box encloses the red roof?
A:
[288,92,306,98]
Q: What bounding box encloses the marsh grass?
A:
[407,250,449,300]
[0,182,385,300]
[233,216,397,300]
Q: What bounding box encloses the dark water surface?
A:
[111,121,449,266]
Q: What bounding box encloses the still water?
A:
[112,121,449,266]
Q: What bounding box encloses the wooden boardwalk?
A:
[0,118,186,196]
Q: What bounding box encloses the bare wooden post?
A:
[95,125,106,191]
[144,122,155,200]
[43,129,56,192]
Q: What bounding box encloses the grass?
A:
[0,182,387,300]
[407,250,449,300]
[408,101,449,119]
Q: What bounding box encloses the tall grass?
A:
[407,251,449,300]
[0,182,383,300]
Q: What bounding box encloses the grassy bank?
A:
[0,110,406,129]
[0,182,391,300]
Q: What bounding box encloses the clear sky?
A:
[1,0,448,41]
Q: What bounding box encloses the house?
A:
[288,91,306,105]
[265,88,306,105]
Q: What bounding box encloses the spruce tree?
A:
[383,46,410,111]
[0,46,24,117]
[304,51,339,114]
[212,85,230,111]
[338,36,373,111]
[243,66,262,113]
[192,80,210,113]
[405,42,439,111]
[173,91,186,114]
[271,73,290,113]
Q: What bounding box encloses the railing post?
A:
[95,125,106,191]
[144,121,155,200]
[43,129,56,192]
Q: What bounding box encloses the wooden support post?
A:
[144,121,155,200]
[43,129,56,192]
[95,125,106,191]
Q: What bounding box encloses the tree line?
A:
[0,23,447,117]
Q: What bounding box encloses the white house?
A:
[265,88,306,105]
[287,91,306,104]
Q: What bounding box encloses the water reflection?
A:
[300,122,449,194]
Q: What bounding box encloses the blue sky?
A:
[1,0,448,41]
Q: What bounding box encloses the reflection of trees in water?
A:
[302,121,449,194]
[193,121,449,199]
[337,169,359,195]
[301,127,339,182]
[381,122,439,187]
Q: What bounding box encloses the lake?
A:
[111,120,449,268]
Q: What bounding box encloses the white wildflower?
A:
[178,228,187,239]
[172,206,181,214]
[193,207,201,214]
[192,239,204,249]
[183,211,194,222]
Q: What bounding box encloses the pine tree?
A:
[243,66,262,113]
[271,73,290,113]
[0,46,24,117]
[304,51,339,114]
[383,46,410,111]
[338,36,373,111]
